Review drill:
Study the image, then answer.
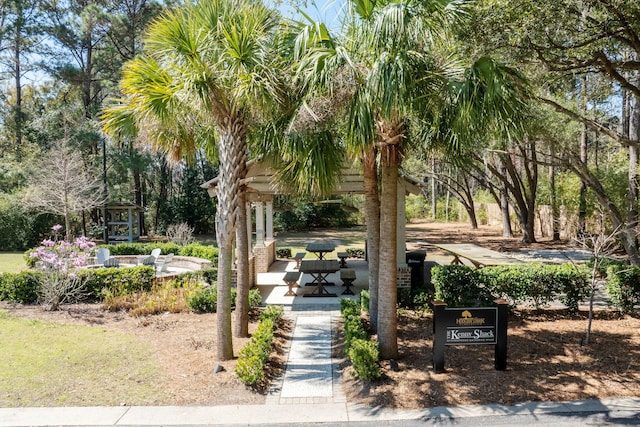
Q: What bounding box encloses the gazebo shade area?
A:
[201,159,424,286]
[106,203,143,243]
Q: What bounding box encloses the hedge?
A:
[0,271,43,303]
[188,286,262,313]
[432,263,590,312]
[0,267,156,304]
[76,266,156,300]
[235,305,284,386]
[606,265,640,313]
[340,298,380,380]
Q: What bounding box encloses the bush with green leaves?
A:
[260,304,284,323]
[76,266,156,300]
[340,298,368,351]
[347,338,382,380]
[586,256,628,278]
[434,264,589,312]
[340,298,380,380]
[0,271,43,303]
[359,289,370,313]
[432,265,494,308]
[235,305,283,386]
[276,248,292,258]
[179,244,218,262]
[341,298,360,318]
[346,248,365,258]
[200,268,218,285]
[100,242,183,257]
[188,286,262,313]
[606,265,640,313]
[188,286,217,313]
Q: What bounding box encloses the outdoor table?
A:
[299,259,339,297]
[305,242,336,260]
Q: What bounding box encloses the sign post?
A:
[432,299,509,373]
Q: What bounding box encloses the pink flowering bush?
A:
[28,225,96,310]
[29,225,96,272]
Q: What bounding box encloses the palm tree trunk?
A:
[362,146,380,331]
[234,187,250,338]
[215,118,248,361]
[377,120,400,359]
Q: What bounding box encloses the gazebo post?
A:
[265,200,274,243]
[246,201,253,253]
[254,201,265,248]
[396,179,407,268]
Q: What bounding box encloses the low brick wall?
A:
[91,255,212,271]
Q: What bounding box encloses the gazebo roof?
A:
[107,203,144,212]
[200,159,423,197]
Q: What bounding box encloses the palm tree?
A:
[102,0,288,361]
[294,0,529,359]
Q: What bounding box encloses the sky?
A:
[274,0,346,30]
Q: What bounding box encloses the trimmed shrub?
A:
[179,244,218,263]
[77,266,156,300]
[348,339,382,380]
[340,298,360,319]
[606,265,640,313]
[343,316,368,351]
[346,248,365,259]
[236,305,283,386]
[260,304,284,322]
[434,264,589,312]
[188,286,219,313]
[201,268,218,285]
[0,271,43,303]
[586,256,628,278]
[249,288,263,308]
[276,248,292,258]
[359,289,370,313]
[432,265,494,308]
[187,286,262,313]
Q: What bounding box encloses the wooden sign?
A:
[432,300,508,373]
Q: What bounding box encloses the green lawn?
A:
[276,226,367,258]
[0,310,165,407]
[0,252,28,273]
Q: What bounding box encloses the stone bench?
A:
[283,271,301,296]
[337,251,349,268]
[340,269,356,295]
[293,252,306,269]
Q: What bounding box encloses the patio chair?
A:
[155,253,174,273]
[140,248,162,266]
[96,248,120,268]
[95,248,110,265]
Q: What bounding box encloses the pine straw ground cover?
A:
[339,308,640,409]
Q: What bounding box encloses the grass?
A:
[275,226,367,258]
[0,252,28,273]
[0,309,164,407]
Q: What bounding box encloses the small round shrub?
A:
[348,338,381,381]
[188,286,218,313]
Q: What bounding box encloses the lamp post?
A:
[102,136,109,244]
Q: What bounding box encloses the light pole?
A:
[102,136,109,244]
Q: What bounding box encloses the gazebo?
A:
[201,159,423,286]
[105,203,144,243]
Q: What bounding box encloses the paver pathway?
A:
[267,310,346,405]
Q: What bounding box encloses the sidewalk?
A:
[2,397,640,426]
